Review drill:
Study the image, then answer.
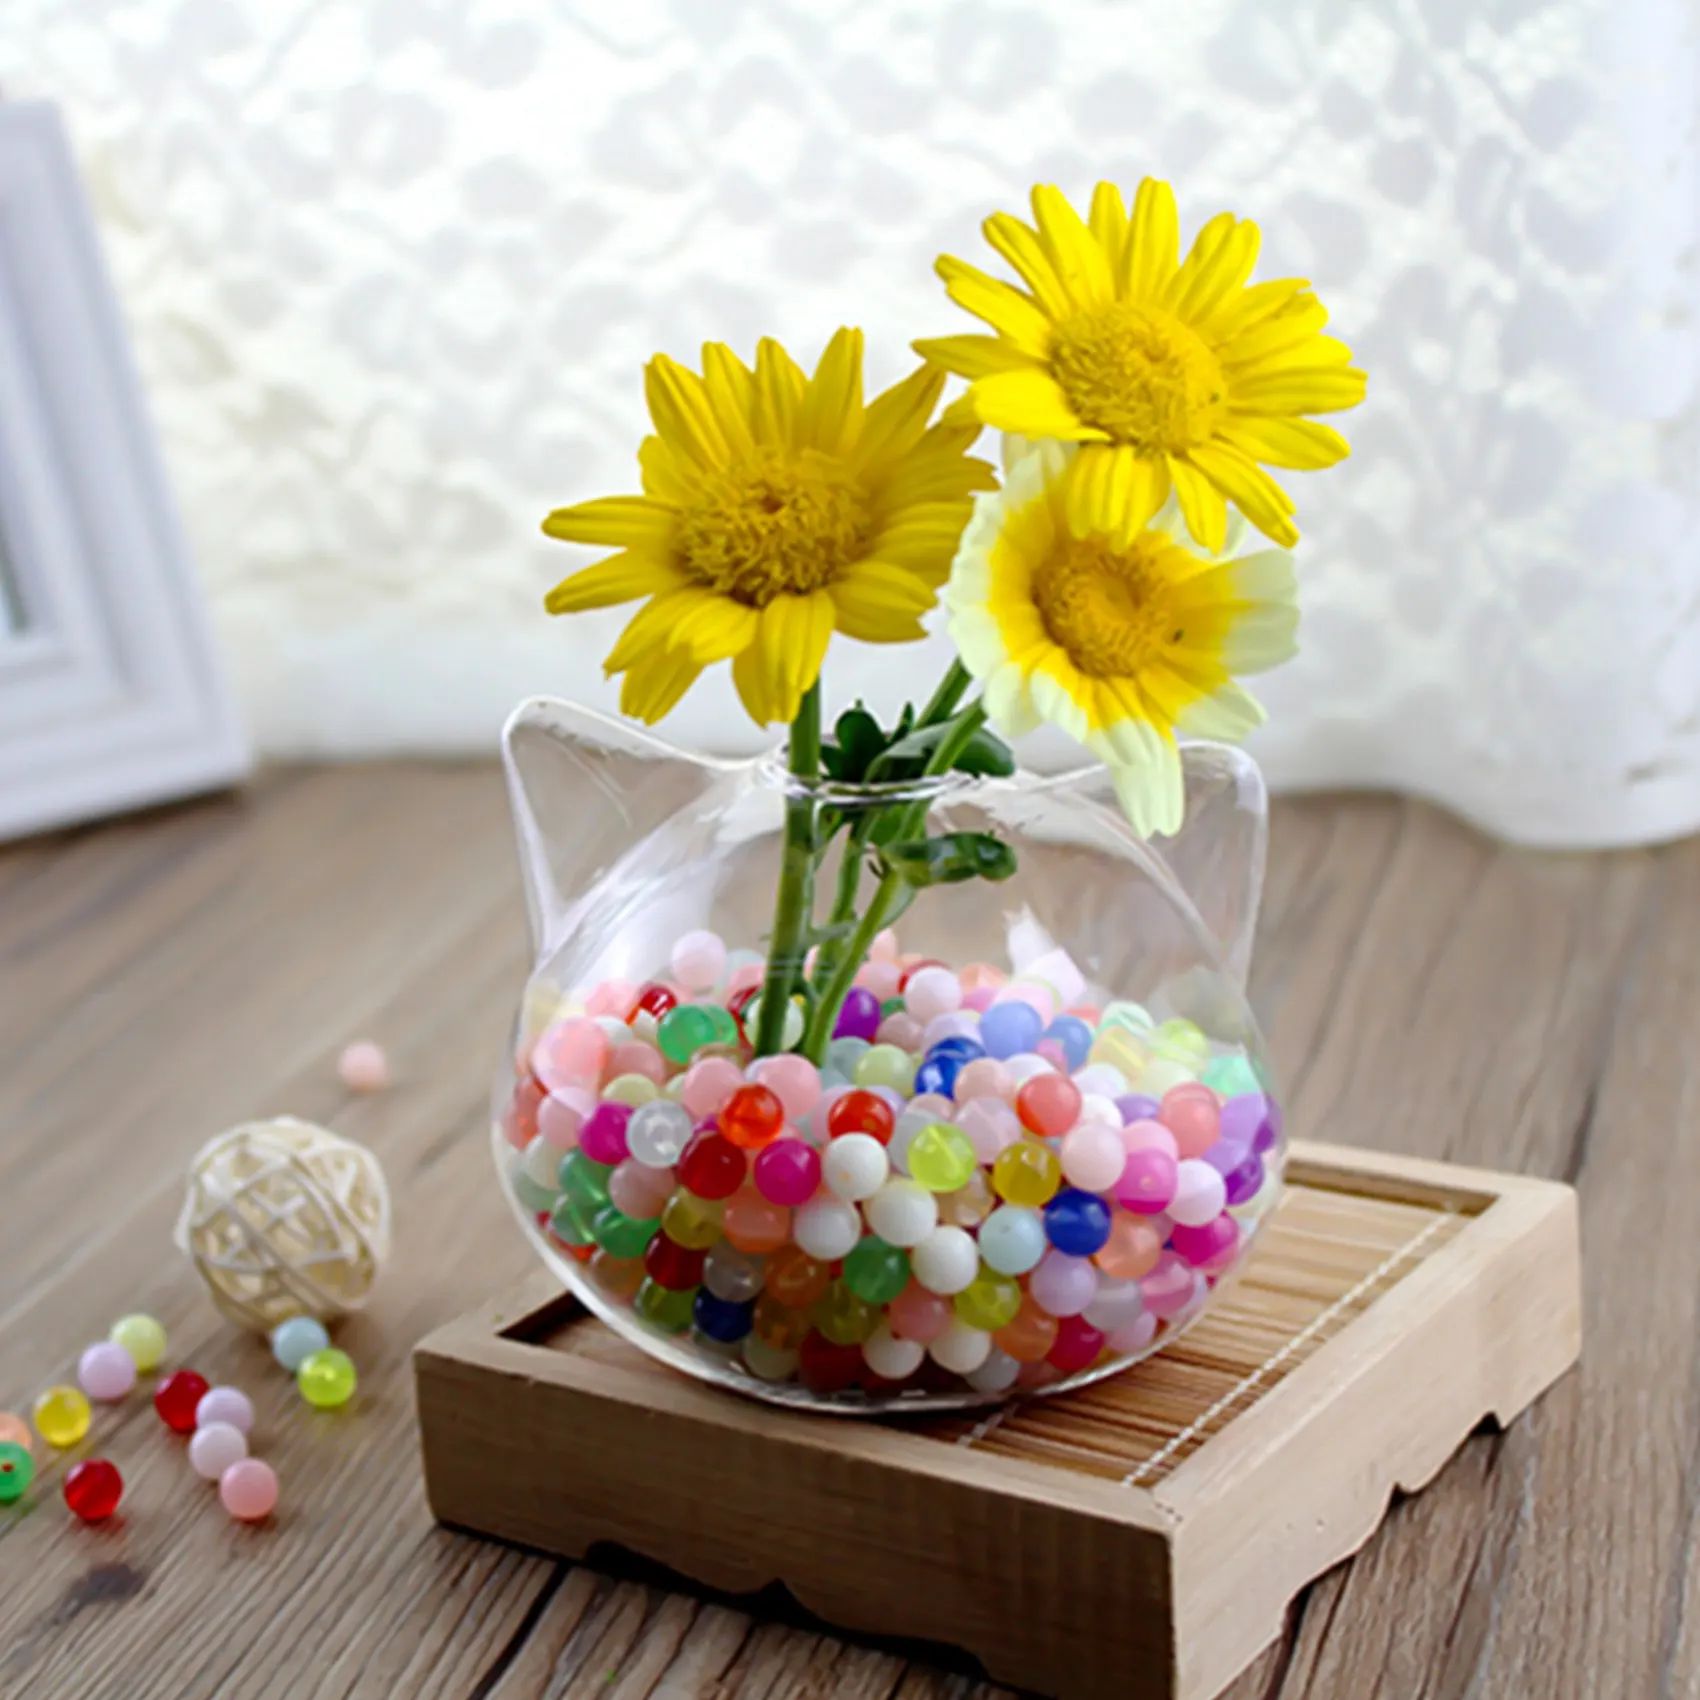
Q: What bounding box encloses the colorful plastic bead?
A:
[905,1122,977,1193]
[842,1236,912,1306]
[702,1243,766,1304]
[955,1268,1023,1332]
[634,1278,695,1332]
[1047,1315,1107,1374]
[992,1139,1063,1208]
[677,1129,747,1199]
[826,1087,896,1144]
[994,1295,1059,1363]
[691,1288,753,1343]
[861,1326,925,1382]
[189,1421,249,1481]
[670,929,727,991]
[63,1458,123,1522]
[656,1003,719,1065]
[852,1044,916,1095]
[833,985,883,1042]
[765,1245,833,1309]
[1016,1073,1083,1138]
[1059,1123,1126,1194]
[887,1282,953,1344]
[108,1314,167,1374]
[78,1341,137,1404]
[196,1386,255,1435]
[864,1178,939,1248]
[1169,1159,1229,1227]
[270,1316,330,1373]
[1029,1250,1099,1318]
[928,1318,993,1375]
[977,1205,1048,1275]
[644,1232,708,1291]
[0,1412,30,1454]
[792,1195,862,1262]
[296,1349,357,1410]
[661,1188,724,1250]
[220,1458,279,1522]
[722,1189,791,1255]
[753,1138,821,1206]
[0,1441,33,1504]
[1044,1188,1113,1257]
[1096,1211,1166,1280]
[34,1385,92,1449]
[758,1054,823,1122]
[1115,1145,1178,1214]
[626,1100,694,1168]
[905,1224,978,1296]
[1159,1082,1222,1158]
[608,1158,675,1221]
[578,1101,633,1165]
[813,1281,881,1346]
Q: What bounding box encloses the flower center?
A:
[1032,532,1184,678]
[1049,303,1225,453]
[676,450,870,605]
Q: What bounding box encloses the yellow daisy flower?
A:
[542,330,995,727]
[916,179,1366,553]
[945,441,1298,837]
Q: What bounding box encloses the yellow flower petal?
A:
[967,369,1106,440]
[542,496,674,549]
[752,337,807,445]
[644,355,731,471]
[700,343,757,457]
[1167,213,1261,322]
[912,334,1042,380]
[1231,365,1368,415]
[638,435,700,506]
[982,210,1076,319]
[870,502,979,581]
[603,588,724,674]
[1064,444,1170,543]
[1183,441,1298,547]
[800,327,864,455]
[935,256,1053,355]
[829,559,937,642]
[736,592,836,725]
[1168,456,1229,553]
[1112,741,1185,838]
[544,552,685,615]
[1125,177,1180,299]
[1174,679,1266,739]
[619,646,703,723]
[1220,415,1350,471]
[1030,183,1114,307]
[1087,182,1129,285]
[854,364,946,476]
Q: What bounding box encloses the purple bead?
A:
[1220,1093,1280,1155]
[1221,1150,1266,1207]
[833,986,883,1042]
[578,1101,633,1166]
[1117,1093,1161,1125]
[1201,1138,1251,1177]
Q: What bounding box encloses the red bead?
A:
[154,1369,210,1434]
[63,1458,123,1522]
[634,981,677,1019]
[1016,1073,1083,1138]
[797,1331,863,1394]
[677,1130,747,1200]
[1046,1315,1107,1374]
[826,1089,895,1144]
[644,1233,707,1291]
[719,1084,784,1150]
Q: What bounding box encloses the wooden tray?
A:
[414,1141,1581,1700]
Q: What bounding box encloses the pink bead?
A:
[958,1097,1020,1164]
[681,1056,743,1119]
[959,961,1005,992]
[903,966,963,1024]
[538,1086,595,1150]
[1114,1147,1178,1213]
[1015,1073,1082,1139]
[196,1386,255,1434]
[531,1019,608,1092]
[953,1058,1014,1104]
[189,1421,249,1481]
[1047,1315,1106,1374]
[1160,1083,1222,1159]
[753,1138,821,1206]
[1171,1212,1240,1269]
[1060,1124,1126,1193]
[1169,1159,1228,1227]
[338,1040,390,1092]
[606,1042,666,1085]
[219,1458,279,1522]
[1120,1118,1179,1160]
[669,929,727,992]
[858,960,902,1001]
[78,1341,137,1403]
[578,1102,632,1166]
[503,1078,543,1149]
[876,1013,925,1051]
[584,979,638,1018]
[869,929,901,963]
[887,1282,952,1343]
[609,1159,675,1220]
[725,962,766,999]
[754,1054,822,1122]
[1104,1312,1160,1355]
[962,986,997,1013]
[1035,1038,1071,1071]
[1029,1250,1098,1317]
[1141,1252,1198,1318]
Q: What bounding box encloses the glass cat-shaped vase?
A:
[493,697,1283,1414]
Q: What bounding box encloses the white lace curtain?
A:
[9,0,1697,845]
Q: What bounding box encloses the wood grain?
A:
[0,769,1686,1699]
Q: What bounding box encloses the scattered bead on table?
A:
[0,1441,33,1504]
[154,1369,211,1434]
[33,1385,91,1449]
[270,1316,330,1372]
[189,1421,249,1481]
[196,1386,255,1434]
[78,1341,138,1403]
[108,1314,167,1374]
[63,1459,123,1523]
[296,1348,357,1409]
[219,1458,279,1522]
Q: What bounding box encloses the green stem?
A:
[807,819,869,996]
[800,697,990,1063]
[919,659,973,727]
[754,682,821,1056]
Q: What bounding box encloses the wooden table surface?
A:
[0,765,1688,1699]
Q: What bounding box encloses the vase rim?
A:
[754,755,979,808]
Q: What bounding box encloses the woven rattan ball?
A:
[173,1118,392,1330]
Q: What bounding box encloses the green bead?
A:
[842,1236,910,1305]
[813,1280,880,1346]
[513,1173,557,1213]
[906,1122,977,1193]
[880,996,905,1016]
[658,1003,720,1064]
[559,1151,613,1209]
[1100,1000,1155,1037]
[593,1205,660,1259]
[956,1269,1022,1331]
[1203,1054,1262,1096]
[635,1278,695,1333]
[297,1347,357,1409]
[704,1005,740,1046]
[853,1043,915,1094]
[0,1441,33,1504]
[1153,1017,1210,1068]
[548,1193,597,1246]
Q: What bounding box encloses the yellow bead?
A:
[1153,1018,1210,1069]
[993,1139,1063,1208]
[753,1293,812,1350]
[297,1347,357,1409]
[1090,1026,1149,1077]
[906,1123,977,1193]
[812,1281,879,1347]
[603,1073,660,1107]
[956,1268,1023,1332]
[661,1189,723,1250]
[108,1313,168,1373]
[33,1385,91,1449]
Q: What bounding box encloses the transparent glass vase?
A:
[493,697,1283,1414]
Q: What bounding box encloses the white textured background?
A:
[6,0,1699,843]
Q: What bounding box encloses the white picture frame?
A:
[0,101,247,841]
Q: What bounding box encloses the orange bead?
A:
[1159,1083,1222,1159]
[719,1084,785,1149]
[721,1187,791,1254]
[753,1293,813,1350]
[1095,1210,1166,1280]
[994,1294,1060,1363]
[765,1244,832,1309]
[1016,1073,1083,1138]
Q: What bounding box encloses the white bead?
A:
[965,1346,1021,1395]
[909,1226,979,1296]
[864,1178,939,1248]
[793,1196,862,1261]
[929,1318,993,1374]
[188,1421,249,1481]
[1003,1052,1056,1085]
[1169,1159,1228,1227]
[1073,1064,1130,1099]
[977,1205,1047,1275]
[626,1100,694,1168]
[862,1327,925,1381]
[522,1136,563,1191]
[1084,1277,1146,1333]
[669,928,727,991]
[821,1133,888,1202]
[1076,1092,1124,1129]
[1140,1058,1197,1098]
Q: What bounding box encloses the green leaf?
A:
[831,706,887,783]
[873,721,1016,779]
[882,832,1018,887]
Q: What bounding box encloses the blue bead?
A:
[1043,1188,1112,1257]
[979,1001,1043,1059]
[1043,1016,1093,1071]
[927,1035,986,1063]
[692,1289,753,1343]
[270,1316,331,1372]
[913,1056,962,1098]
